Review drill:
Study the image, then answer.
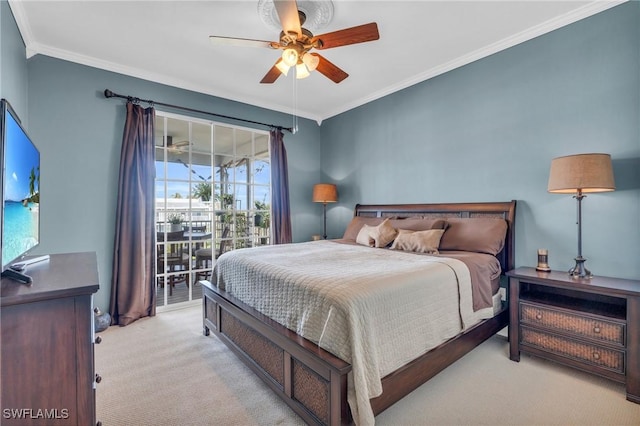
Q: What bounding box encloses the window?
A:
[154,111,271,309]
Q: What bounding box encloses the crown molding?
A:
[27,41,322,123]
[9,0,625,125]
[7,1,320,123]
[320,0,627,121]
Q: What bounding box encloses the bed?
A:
[202,201,516,425]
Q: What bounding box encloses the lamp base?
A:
[568,256,592,279]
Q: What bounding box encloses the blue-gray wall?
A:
[321,1,640,280]
[1,0,28,120]
[2,2,639,311]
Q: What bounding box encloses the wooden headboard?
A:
[354,201,517,273]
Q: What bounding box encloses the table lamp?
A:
[547,153,615,278]
[312,184,338,239]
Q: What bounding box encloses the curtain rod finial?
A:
[104,89,114,98]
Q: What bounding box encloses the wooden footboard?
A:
[202,281,352,425]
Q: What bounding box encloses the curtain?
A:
[269,128,292,244]
[109,102,156,326]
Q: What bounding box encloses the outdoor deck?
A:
[156,278,204,307]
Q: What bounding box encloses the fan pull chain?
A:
[292,77,299,134]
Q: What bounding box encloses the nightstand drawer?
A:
[520,301,625,346]
[521,327,625,374]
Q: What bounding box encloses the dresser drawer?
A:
[520,301,625,347]
[521,326,625,374]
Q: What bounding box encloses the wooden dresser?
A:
[507,267,639,403]
[1,252,100,425]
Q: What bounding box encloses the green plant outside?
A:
[193,182,212,201]
[166,213,183,224]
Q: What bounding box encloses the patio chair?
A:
[157,230,190,296]
[193,226,230,284]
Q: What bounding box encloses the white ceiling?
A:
[9,1,623,124]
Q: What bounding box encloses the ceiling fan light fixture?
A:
[302,53,319,72]
[282,48,299,67]
[275,59,290,76]
[296,62,310,79]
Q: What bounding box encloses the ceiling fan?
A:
[209,0,379,84]
[165,136,191,152]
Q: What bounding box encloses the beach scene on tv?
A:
[2,112,39,268]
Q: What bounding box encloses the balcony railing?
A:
[155,213,271,307]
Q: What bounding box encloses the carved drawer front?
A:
[521,327,625,374]
[520,302,625,346]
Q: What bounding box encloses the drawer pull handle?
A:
[592,352,601,360]
[535,313,542,320]
[95,374,102,384]
[95,336,102,344]
[593,326,601,334]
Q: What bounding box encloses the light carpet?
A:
[95,305,640,425]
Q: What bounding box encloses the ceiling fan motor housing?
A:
[279,27,316,49]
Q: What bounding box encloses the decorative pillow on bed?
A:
[343,216,448,241]
[355,218,398,248]
[343,217,385,241]
[390,229,445,254]
[439,218,508,255]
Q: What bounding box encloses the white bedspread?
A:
[214,240,485,425]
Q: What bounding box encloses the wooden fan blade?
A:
[210,36,275,49]
[312,53,348,83]
[260,60,284,84]
[312,22,379,50]
[274,0,302,38]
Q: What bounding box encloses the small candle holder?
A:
[536,249,551,272]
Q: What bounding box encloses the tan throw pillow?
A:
[375,218,398,247]
[391,229,445,254]
[355,218,398,248]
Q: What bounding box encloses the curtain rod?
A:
[103,89,293,133]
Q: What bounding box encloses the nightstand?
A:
[507,267,640,404]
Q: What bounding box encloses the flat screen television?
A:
[1,98,41,282]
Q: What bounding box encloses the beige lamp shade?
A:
[312,184,338,203]
[548,153,615,194]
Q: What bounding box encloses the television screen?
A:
[1,99,40,271]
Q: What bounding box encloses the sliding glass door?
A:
[154,111,271,309]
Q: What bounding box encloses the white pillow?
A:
[355,218,398,248]
[356,225,375,247]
